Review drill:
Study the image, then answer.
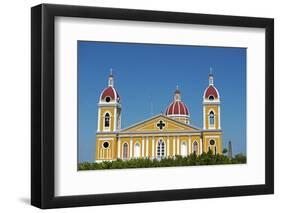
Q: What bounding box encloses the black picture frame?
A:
[31,3,274,209]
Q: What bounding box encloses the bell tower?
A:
[97,70,121,133]
[203,69,221,130]
[95,70,121,162]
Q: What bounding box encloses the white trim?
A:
[204,135,220,138]
[166,114,190,118]
[172,101,176,114]
[134,142,141,158]
[130,138,133,159]
[114,107,117,131]
[177,136,180,155]
[180,141,187,156]
[218,105,221,129]
[188,136,191,155]
[117,138,121,159]
[116,132,204,137]
[141,137,145,157]
[97,138,114,141]
[101,141,110,149]
[200,138,203,154]
[173,137,176,156]
[97,108,101,131]
[202,101,220,105]
[120,114,200,132]
[146,136,149,158]
[203,106,206,129]
[103,111,112,131]
[208,109,215,129]
[98,102,121,107]
[167,136,170,156]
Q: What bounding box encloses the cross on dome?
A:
[209,67,213,75]
[174,85,181,101]
[108,69,114,87]
[208,67,214,85]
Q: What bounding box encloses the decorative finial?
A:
[209,67,213,75]
[108,68,114,86]
[174,85,181,101]
[208,68,214,85]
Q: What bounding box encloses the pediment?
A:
[120,114,200,133]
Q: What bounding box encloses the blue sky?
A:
[78,41,246,163]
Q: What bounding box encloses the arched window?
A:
[104,113,110,127]
[209,139,216,155]
[122,143,128,160]
[134,143,140,158]
[192,141,198,155]
[157,140,165,159]
[209,95,214,100]
[209,111,215,127]
[181,142,187,156]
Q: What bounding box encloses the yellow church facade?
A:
[95,71,222,162]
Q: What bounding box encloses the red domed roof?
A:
[166,101,189,116]
[100,86,120,102]
[204,85,219,99]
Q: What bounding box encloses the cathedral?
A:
[95,70,222,162]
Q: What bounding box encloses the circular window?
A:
[105,97,111,102]
[209,140,215,145]
[103,142,109,149]
[209,95,214,100]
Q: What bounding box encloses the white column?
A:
[203,105,206,129]
[173,137,176,156]
[177,136,180,155]
[97,108,101,132]
[142,137,145,157]
[200,138,203,154]
[218,105,221,129]
[152,136,155,158]
[146,137,149,158]
[117,138,121,159]
[130,137,133,159]
[167,136,170,157]
[188,136,191,154]
[114,107,117,131]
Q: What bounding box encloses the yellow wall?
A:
[202,131,222,154]
[95,114,222,161]
[95,134,117,161]
[95,132,222,161]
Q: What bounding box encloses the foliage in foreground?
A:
[78,152,246,170]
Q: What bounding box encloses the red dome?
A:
[100,86,120,102]
[166,101,189,116]
[204,85,219,99]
